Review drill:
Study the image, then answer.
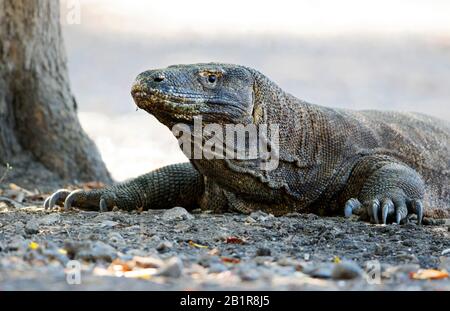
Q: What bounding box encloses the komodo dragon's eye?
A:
[207,74,217,83]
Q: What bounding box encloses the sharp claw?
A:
[43,196,51,209]
[47,189,71,208]
[344,198,361,218]
[99,198,108,212]
[394,200,408,224]
[370,199,380,224]
[411,200,424,225]
[382,204,388,224]
[381,199,394,224]
[64,190,83,209]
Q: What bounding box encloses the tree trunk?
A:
[0,0,111,190]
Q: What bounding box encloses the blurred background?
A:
[60,0,450,181]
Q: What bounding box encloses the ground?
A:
[0,187,449,291]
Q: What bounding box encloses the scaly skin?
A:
[46,63,450,224]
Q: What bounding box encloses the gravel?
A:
[0,203,449,290]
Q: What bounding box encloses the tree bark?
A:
[0,0,111,190]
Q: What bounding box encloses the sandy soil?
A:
[0,191,448,291]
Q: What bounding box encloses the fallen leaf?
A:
[221,257,241,264]
[110,258,134,272]
[225,236,245,244]
[410,269,449,280]
[333,256,341,264]
[28,241,39,250]
[189,240,208,249]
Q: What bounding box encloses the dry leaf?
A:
[225,236,245,244]
[189,240,208,249]
[221,257,241,264]
[410,269,449,280]
[28,241,39,250]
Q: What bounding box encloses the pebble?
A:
[238,264,261,281]
[249,211,274,222]
[39,214,61,226]
[441,248,450,256]
[107,232,125,246]
[157,257,184,278]
[25,220,39,235]
[245,216,257,223]
[156,241,173,253]
[65,241,117,262]
[6,236,27,251]
[303,263,334,279]
[331,261,364,280]
[162,207,194,221]
[100,220,120,228]
[439,256,450,271]
[208,263,228,273]
[256,247,271,257]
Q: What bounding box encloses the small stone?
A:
[250,211,274,222]
[100,220,120,228]
[238,265,260,281]
[65,241,117,262]
[25,220,39,235]
[245,216,257,223]
[157,257,183,278]
[209,263,228,273]
[439,256,450,271]
[156,241,173,253]
[162,207,194,221]
[331,261,364,280]
[39,214,61,225]
[256,247,271,257]
[7,236,27,251]
[303,263,334,279]
[441,248,450,256]
[277,257,300,267]
[107,232,125,246]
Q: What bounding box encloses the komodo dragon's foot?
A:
[44,188,121,212]
[44,163,205,212]
[343,162,425,225]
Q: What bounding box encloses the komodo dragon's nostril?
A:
[154,76,164,82]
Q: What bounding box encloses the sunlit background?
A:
[61,0,450,181]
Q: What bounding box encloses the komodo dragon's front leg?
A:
[342,156,425,225]
[44,163,204,212]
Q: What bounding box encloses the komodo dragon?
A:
[45,63,450,224]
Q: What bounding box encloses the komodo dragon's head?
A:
[131,63,261,127]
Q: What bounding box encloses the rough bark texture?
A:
[0,0,111,190]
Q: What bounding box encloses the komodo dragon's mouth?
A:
[131,86,203,120]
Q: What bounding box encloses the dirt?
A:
[0,193,449,291]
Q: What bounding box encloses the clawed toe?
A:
[344,198,362,218]
[344,196,424,225]
[43,188,108,212]
[64,189,83,209]
[44,189,71,209]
